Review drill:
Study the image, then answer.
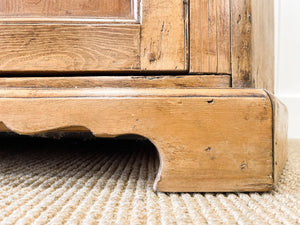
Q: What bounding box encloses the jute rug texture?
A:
[0,136,299,225]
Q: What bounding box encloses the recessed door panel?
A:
[0,0,132,18]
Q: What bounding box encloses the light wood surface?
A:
[0,24,140,72]
[0,88,267,98]
[0,87,285,192]
[0,0,284,193]
[251,0,275,93]
[0,0,132,18]
[0,0,186,72]
[140,0,187,71]
[267,92,288,184]
[231,0,252,88]
[0,0,275,85]
[231,0,275,92]
[189,0,275,90]
[0,75,231,88]
[190,0,231,74]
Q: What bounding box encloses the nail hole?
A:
[207,99,214,104]
[205,147,212,152]
[240,161,248,171]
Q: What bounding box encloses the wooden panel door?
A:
[0,0,187,72]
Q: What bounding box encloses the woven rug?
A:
[0,135,299,225]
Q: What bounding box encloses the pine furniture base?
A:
[0,83,287,192]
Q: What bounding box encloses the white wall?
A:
[275,0,300,139]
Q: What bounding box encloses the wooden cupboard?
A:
[0,0,287,192]
[0,0,274,91]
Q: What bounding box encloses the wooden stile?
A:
[190,0,231,74]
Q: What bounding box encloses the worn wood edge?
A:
[0,87,267,99]
[156,181,273,193]
[0,75,231,89]
[0,123,90,133]
[265,91,288,186]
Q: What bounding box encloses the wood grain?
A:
[268,92,288,185]
[190,0,231,74]
[0,75,231,89]
[231,0,274,92]
[0,0,186,72]
[140,0,187,71]
[0,0,132,18]
[0,88,267,98]
[0,87,275,192]
[0,24,140,72]
[251,0,275,93]
[231,0,252,88]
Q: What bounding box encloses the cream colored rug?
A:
[0,135,299,225]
